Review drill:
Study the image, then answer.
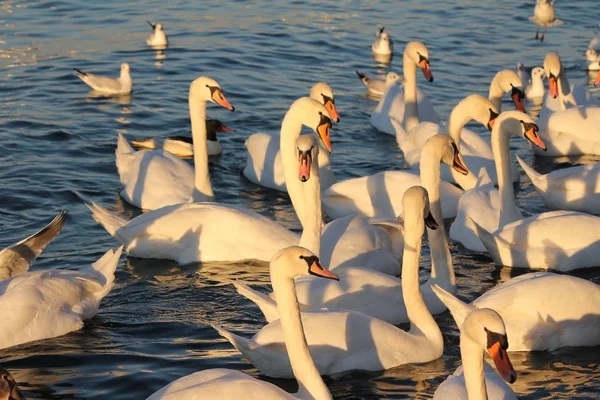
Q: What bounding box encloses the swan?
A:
[432,303,517,400]
[89,98,336,264]
[534,52,600,156]
[243,82,339,192]
[449,112,547,252]
[589,24,600,51]
[321,133,468,220]
[0,246,122,350]
[115,76,234,210]
[356,70,402,97]
[585,49,600,71]
[73,63,132,95]
[529,0,563,41]
[372,26,392,55]
[517,156,600,215]
[129,119,235,157]
[146,21,168,48]
[432,273,600,352]
[487,69,526,114]
[370,41,438,135]
[215,186,444,378]
[0,367,25,400]
[391,94,514,187]
[234,135,460,324]
[147,246,337,400]
[0,210,67,281]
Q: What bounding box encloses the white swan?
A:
[487,69,526,113]
[146,21,168,48]
[147,246,337,400]
[0,367,25,400]
[432,273,600,352]
[372,26,392,55]
[89,98,335,264]
[589,24,600,51]
[234,136,459,324]
[392,94,513,187]
[432,303,517,400]
[356,70,402,97]
[73,63,132,95]
[370,41,438,135]
[529,0,563,41]
[216,186,444,377]
[0,246,122,350]
[116,76,234,210]
[449,112,547,252]
[321,133,467,220]
[535,52,600,156]
[0,210,67,281]
[243,82,339,192]
[517,156,600,215]
[585,49,600,71]
[129,119,235,157]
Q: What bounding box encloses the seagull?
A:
[529,0,563,41]
[372,26,393,55]
[356,70,403,97]
[147,21,168,48]
[73,63,132,95]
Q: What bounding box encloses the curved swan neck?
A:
[281,112,309,228]
[488,75,504,112]
[446,100,482,190]
[403,51,420,131]
[491,117,521,226]
[189,96,214,201]
[419,151,455,288]
[271,271,331,400]
[298,154,322,257]
[461,331,488,400]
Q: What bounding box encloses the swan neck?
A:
[461,332,488,400]
[189,97,214,201]
[491,121,520,226]
[403,52,420,131]
[281,112,308,227]
[488,77,503,112]
[271,272,332,400]
[298,158,322,257]
[446,104,479,190]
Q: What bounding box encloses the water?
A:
[1,0,599,398]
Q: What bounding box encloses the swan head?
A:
[0,368,25,400]
[456,94,499,131]
[493,70,525,112]
[424,135,469,176]
[462,308,517,384]
[190,77,235,111]
[494,112,547,151]
[288,97,333,153]
[121,63,131,74]
[385,72,403,84]
[405,41,433,82]
[543,52,562,98]
[296,135,319,183]
[271,246,339,281]
[309,82,340,123]
[402,186,438,230]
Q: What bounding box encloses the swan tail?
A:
[431,284,475,329]
[213,325,260,354]
[116,133,136,156]
[474,167,494,188]
[233,282,280,322]
[86,201,127,237]
[516,156,546,188]
[470,218,508,266]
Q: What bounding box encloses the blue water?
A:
[1,0,599,398]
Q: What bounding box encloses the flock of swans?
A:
[1,3,600,399]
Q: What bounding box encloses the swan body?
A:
[529,0,563,41]
[0,246,122,350]
[431,302,517,400]
[148,247,336,400]
[433,273,600,352]
[116,76,234,210]
[243,82,339,192]
[73,63,132,95]
[146,21,168,48]
[356,70,402,97]
[372,26,392,55]
[0,210,67,281]
[218,186,443,378]
[517,156,600,215]
[449,112,546,252]
[585,49,600,71]
[130,120,234,157]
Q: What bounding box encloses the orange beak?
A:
[316,122,333,153]
[452,155,469,175]
[595,69,600,87]
[298,153,312,182]
[525,127,547,151]
[309,261,339,280]
[325,100,340,123]
[511,88,526,113]
[549,75,558,98]
[419,59,433,82]
[488,342,517,384]
[488,117,496,131]
[212,90,235,111]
